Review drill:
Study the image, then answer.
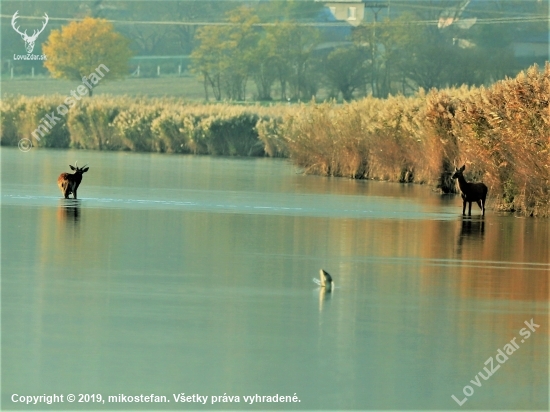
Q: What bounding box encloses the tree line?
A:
[2,0,546,101]
[190,3,547,101]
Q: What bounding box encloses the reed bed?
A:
[270,96,437,183]
[426,64,550,216]
[1,63,548,216]
[262,64,549,216]
[0,95,291,156]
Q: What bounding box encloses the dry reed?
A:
[1,63,548,216]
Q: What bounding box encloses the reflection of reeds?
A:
[1,64,548,216]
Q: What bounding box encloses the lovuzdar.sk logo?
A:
[12,10,48,60]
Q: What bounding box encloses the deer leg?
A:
[468,201,472,216]
[462,199,467,216]
[73,189,77,199]
[476,200,482,210]
[60,181,69,198]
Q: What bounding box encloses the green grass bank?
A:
[1,63,548,216]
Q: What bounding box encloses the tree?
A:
[324,46,367,100]
[353,14,425,97]
[404,37,455,90]
[252,35,278,100]
[172,1,236,55]
[223,7,260,101]
[191,25,226,100]
[43,18,132,95]
[191,6,259,101]
[263,22,320,100]
[253,1,323,101]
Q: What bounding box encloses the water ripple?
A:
[1,192,454,221]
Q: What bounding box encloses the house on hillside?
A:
[315,5,353,48]
[315,0,549,65]
[314,0,391,49]
[315,0,390,26]
[320,0,367,27]
[512,34,549,65]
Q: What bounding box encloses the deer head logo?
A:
[11,11,49,54]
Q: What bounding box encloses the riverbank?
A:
[1,63,548,216]
[263,63,549,217]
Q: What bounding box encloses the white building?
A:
[315,0,374,27]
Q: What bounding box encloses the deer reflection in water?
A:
[318,285,333,312]
[57,199,81,223]
[315,269,335,312]
[456,216,485,256]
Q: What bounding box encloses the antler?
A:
[29,13,49,41]
[11,11,27,38]
[11,11,48,41]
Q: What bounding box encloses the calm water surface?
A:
[1,148,548,410]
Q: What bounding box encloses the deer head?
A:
[451,165,466,179]
[12,11,49,54]
[70,161,89,174]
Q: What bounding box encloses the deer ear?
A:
[69,165,76,170]
[460,165,466,171]
[82,167,89,173]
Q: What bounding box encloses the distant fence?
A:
[129,55,191,78]
[1,55,192,78]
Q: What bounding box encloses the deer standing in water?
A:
[58,162,89,199]
[452,165,488,216]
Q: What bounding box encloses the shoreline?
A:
[1,63,548,217]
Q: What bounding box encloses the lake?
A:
[1,147,548,410]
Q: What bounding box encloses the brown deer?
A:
[58,162,89,199]
[452,165,488,216]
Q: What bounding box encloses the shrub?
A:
[0,96,26,146]
[256,116,288,157]
[112,105,160,151]
[67,100,121,150]
[3,95,71,148]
